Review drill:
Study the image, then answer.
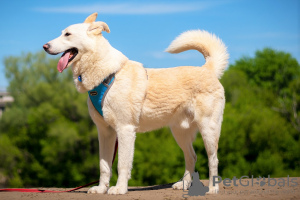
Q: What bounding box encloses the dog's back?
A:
[138,30,228,132]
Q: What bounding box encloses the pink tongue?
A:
[57,52,71,73]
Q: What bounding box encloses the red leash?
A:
[0,139,118,193]
[0,180,100,193]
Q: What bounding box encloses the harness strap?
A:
[84,73,115,117]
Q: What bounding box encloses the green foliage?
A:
[220,48,300,178]
[129,128,183,186]
[0,48,299,188]
[1,52,98,187]
[230,48,299,95]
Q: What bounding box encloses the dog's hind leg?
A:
[196,94,224,194]
[171,123,198,190]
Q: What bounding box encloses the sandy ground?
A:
[1,177,299,200]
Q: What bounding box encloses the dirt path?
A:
[1,177,299,200]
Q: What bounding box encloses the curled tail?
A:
[165,30,229,79]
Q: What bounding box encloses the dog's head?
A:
[43,13,110,73]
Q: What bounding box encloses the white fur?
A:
[166,30,229,79]
[44,13,228,195]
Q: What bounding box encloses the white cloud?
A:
[34,2,225,15]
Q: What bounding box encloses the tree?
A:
[230,48,300,95]
[229,48,300,134]
[220,48,300,178]
[1,51,99,187]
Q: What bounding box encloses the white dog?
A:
[43,13,228,195]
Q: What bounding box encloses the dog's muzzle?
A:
[43,43,50,51]
[43,43,58,55]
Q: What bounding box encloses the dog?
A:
[43,13,228,195]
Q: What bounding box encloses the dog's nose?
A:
[43,43,50,51]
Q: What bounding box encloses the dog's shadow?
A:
[129,182,175,191]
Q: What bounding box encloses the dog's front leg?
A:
[88,126,117,194]
[108,125,136,195]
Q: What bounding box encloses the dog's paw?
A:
[87,185,108,194]
[172,180,191,190]
[207,185,219,194]
[107,185,128,195]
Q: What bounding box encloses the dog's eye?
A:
[65,32,71,37]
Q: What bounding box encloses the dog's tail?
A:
[165,30,229,79]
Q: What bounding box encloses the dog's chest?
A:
[81,74,115,116]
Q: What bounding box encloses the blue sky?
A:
[0,0,299,90]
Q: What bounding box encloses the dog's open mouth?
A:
[57,48,78,73]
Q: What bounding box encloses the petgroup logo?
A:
[182,172,298,198]
[213,175,298,187]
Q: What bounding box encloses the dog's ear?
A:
[88,22,110,35]
[84,12,98,23]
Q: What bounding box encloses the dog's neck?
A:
[71,40,128,93]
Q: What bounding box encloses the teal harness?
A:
[78,74,115,116]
